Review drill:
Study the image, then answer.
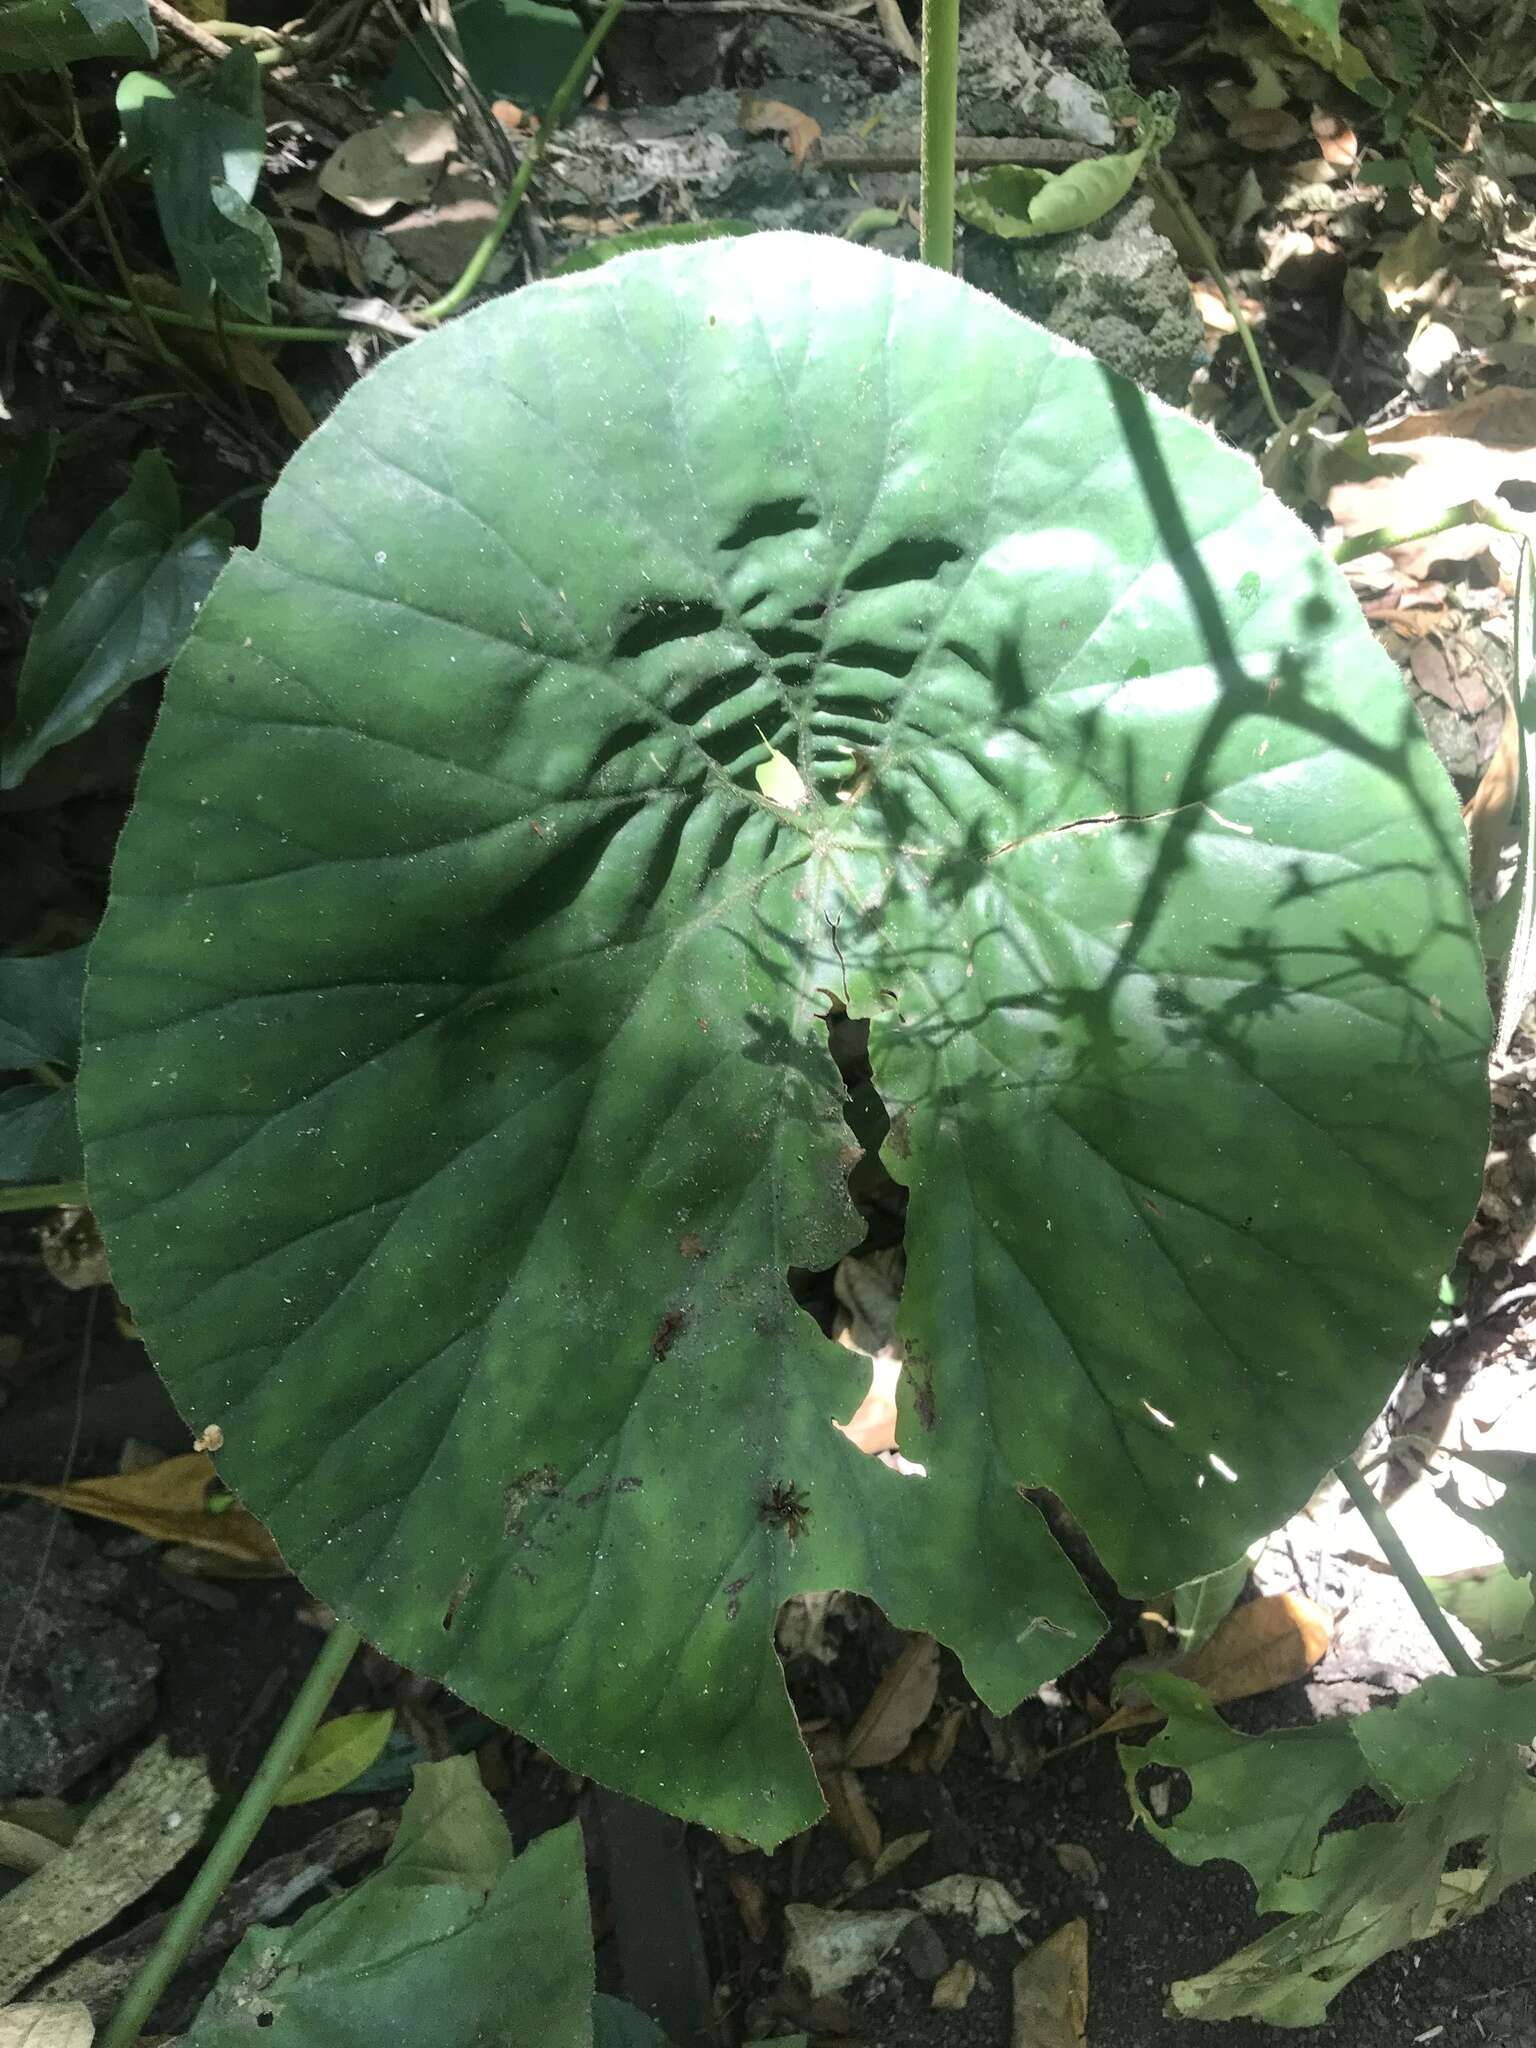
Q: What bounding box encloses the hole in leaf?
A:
[843,533,965,592]
[718,496,820,551]
[611,597,725,663]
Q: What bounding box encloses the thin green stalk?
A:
[100,1621,362,2048]
[1147,163,1285,435]
[418,0,627,322]
[1334,1458,1480,1678]
[919,0,960,271]
[60,70,177,373]
[0,1180,86,1213]
[1332,497,1524,564]
[0,271,351,343]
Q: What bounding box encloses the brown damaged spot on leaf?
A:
[503,1465,560,1538]
[442,1567,474,1631]
[652,1307,687,1360]
[724,1573,751,1622]
[678,1231,707,1259]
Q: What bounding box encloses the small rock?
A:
[0,1503,159,1798]
[898,1914,948,1983]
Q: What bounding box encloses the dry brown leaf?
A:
[5,1454,285,1572]
[1097,1592,1331,1736]
[820,1767,882,1866]
[491,99,525,132]
[728,1868,770,1946]
[739,96,823,171]
[844,1634,940,1768]
[1012,1919,1088,2048]
[0,1820,62,1877]
[932,1959,977,2011]
[1310,109,1358,166]
[221,342,317,442]
[1227,106,1306,152]
[873,0,919,61]
[1377,213,1445,313]
[318,112,455,219]
[1464,685,1520,889]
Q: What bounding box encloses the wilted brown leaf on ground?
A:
[1227,106,1306,152]
[932,1959,977,2010]
[1052,1842,1101,1886]
[844,1634,940,1768]
[1012,1919,1088,2048]
[6,1453,284,1572]
[739,97,822,170]
[819,1767,882,1866]
[318,112,455,218]
[1464,686,1520,889]
[728,1868,770,1947]
[1098,1592,1331,1736]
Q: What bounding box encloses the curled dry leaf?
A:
[844,1634,941,1768]
[1098,1591,1332,1736]
[739,96,822,171]
[318,111,456,219]
[819,1767,882,1866]
[728,1869,770,1947]
[5,1452,284,1572]
[1463,686,1520,891]
[1012,1919,1088,2048]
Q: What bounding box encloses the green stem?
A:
[1334,1458,1480,1678]
[1147,163,1285,435]
[418,0,627,322]
[0,1180,85,1212]
[918,0,960,271]
[1331,497,1524,564]
[0,272,352,344]
[100,1622,362,2048]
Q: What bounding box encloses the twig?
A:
[99,1622,363,2048]
[0,272,351,344]
[60,72,178,374]
[1332,496,1525,564]
[919,0,959,271]
[607,0,887,45]
[1334,1456,1480,1678]
[1146,161,1285,435]
[419,0,627,322]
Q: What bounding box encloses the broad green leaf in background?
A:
[956,149,1146,240]
[116,50,278,320]
[380,0,581,114]
[1351,1672,1536,1803]
[1169,1751,1536,2024]
[183,1759,594,2046]
[0,945,87,1068]
[1445,1448,1536,1581]
[1171,1553,1253,1654]
[80,234,1489,1842]
[0,428,56,563]
[0,0,152,71]
[0,452,228,790]
[550,220,758,278]
[1426,1560,1536,1665]
[0,946,89,1188]
[273,1709,395,1806]
[592,1997,672,2047]
[1252,0,1384,100]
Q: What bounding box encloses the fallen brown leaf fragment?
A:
[318,111,455,218]
[1098,1590,1331,1736]
[727,1868,769,1947]
[1012,1919,1088,2048]
[844,1634,940,1767]
[819,1767,882,1866]
[739,96,823,171]
[932,1959,976,2010]
[5,1452,284,1572]
[1464,685,1520,890]
[1052,1842,1100,1886]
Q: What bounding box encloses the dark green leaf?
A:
[116,50,277,319]
[1121,1673,1368,1894]
[1,452,228,790]
[551,221,758,277]
[0,0,152,71]
[1493,544,1536,1049]
[0,429,57,564]
[592,1997,670,2047]
[80,234,1488,1842]
[0,1083,82,1184]
[1426,1562,1536,1665]
[0,945,88,1067]
[183,1764,592,2046]
[1491,96,1536,123]
[1446,1449,1536,1581]
[1352,1673,1536,1803]
[1171,1554,1251,1654]
[380,0,581,115]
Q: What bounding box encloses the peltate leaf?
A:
[182,1764,593,2046]
[0,0,152,70]
[1,452,228,790]
[79,234,1488,1843]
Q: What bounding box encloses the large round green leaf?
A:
[79,234,1488,1842]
